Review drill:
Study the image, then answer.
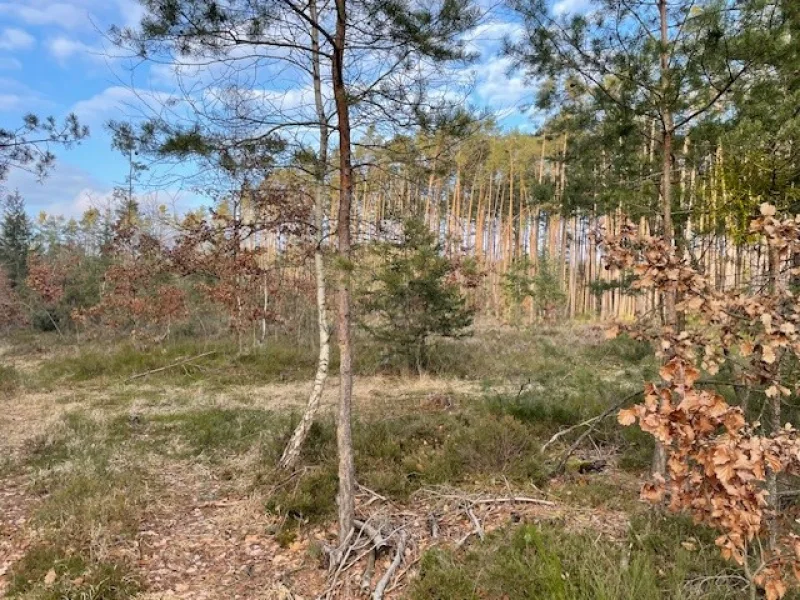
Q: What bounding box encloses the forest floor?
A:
[0,325,753,599]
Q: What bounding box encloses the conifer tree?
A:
[358,218,473,374]
[0,191,32,288]
[0,113,88,182]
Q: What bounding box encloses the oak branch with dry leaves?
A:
[607,204,800,600]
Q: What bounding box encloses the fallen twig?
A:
[472,496,556,508]
[372,531,407,600]
[455,529,475,548]
[360,549,376,593]
[358,483,389,507]
[543,389,643,454]
[383,556,423,595]
[541,415,603,453]
[322,527,356,599]
[421,487,555,508]
[354,519,389,551]
[427,513,439,538]
[125,351,217,381]
[465,506,485,541]
[552,389,643,476]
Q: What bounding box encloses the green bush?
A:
[357,218,473,374]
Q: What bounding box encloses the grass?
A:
[9,326,756,599]
[9,411,146,600]
[7,542,139,599]
[145,407,290,459]
[552,477,639,512]
[12,328,655,549]
[263,408,548,529]
[34,337,321,388]
[408,515,746,600]
[411,327,655,383]
[30,326,655,387]
[0,363,20,395]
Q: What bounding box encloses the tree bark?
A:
[654,0,674,479]
[278,0,331,472]
[332,0,356,546]
[767,240,781,550]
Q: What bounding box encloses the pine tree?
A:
[0,191,32,288]
[0,113,88,181]
[358,218,473,374]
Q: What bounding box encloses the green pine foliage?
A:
[0,191,33,288]
[358,218,473,373]
[503,254,566,324]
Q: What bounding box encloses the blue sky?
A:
[0,0,584,219]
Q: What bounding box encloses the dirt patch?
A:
[0,390,84,461]
[0,475,41,595]
[129,460,628,599]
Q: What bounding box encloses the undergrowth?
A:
[408,515,746,600]
[0,363,20,395]
[29,328,655,388]
[7,543,139,599]
[1,326,679,599]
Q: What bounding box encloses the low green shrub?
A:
[409,515,744,600]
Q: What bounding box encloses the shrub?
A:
[357,218,473,373]
[409,517,742,600]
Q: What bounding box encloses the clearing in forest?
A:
[0,326,747,599]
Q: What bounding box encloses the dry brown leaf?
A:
[618,408,637,426]
[763,345,777,365]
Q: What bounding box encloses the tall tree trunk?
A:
[767,239,781,550]
[278,0,331,471]
[654,0,674,480]
[332,0,356,545]
[507,148,515,270]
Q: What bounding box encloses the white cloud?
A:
[552,0,591,16]
[0,0,145,31]
[0,27,36,51]
[0,93,24,111]
[71,86,177,128]
[0,78,46,112]
[114,0,145,29]
[72,86,136,117]
[473,56,530,112]
[0,2,91,30]
[5,161,199,220]
[3,162,111,218]
[463,20,523,58]
[46,36,105,64]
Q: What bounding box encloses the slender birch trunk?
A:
[278,0,332,471]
